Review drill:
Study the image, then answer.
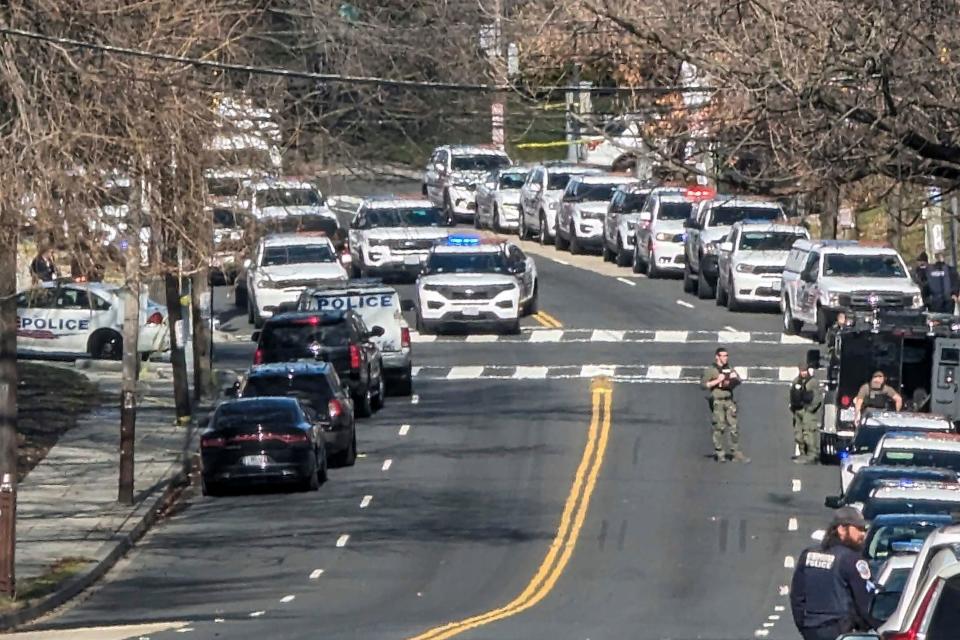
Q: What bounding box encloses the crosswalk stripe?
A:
[646,365,682,379]
[590,329,625,342]
[717,330,751,343]
[528,329,564,342]
[411,364,809,385]
[447,366,485,380]
[465,334,499,343]
[654,330,689,343]
[580,364,616,378]
[406,329,813,345]
[513,366,549,379]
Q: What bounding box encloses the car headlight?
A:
[654,232,673,242]
[547,201,559,210]
[912,293,924,308]
[367,238,386,247]
[736,264,756,273]
[826,292,842,306]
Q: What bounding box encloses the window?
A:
[621,192,648,213]
[55,288,109,311]
[927,575,960,640]
[451,155,509,172]
[242,375,335,403]
[657,201,694,221]
[823,254,907,278]
[738,232,806,251]
[17,290,56,309]
[572,182,619,202]
[865,522,943,563]
[499,172,527,189]
[360,207,446,228]
[548,172,575,190]
[214,401,298,429]
[255,188,322,209]
[708,205,782,226]
[802,253,820,280]
[260,244,335,266]
[424,252,509,275]
[260,322,352,362]
[877,450,960,471]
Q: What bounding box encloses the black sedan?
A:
[200,397,327,496]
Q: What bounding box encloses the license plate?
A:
[840,408,856,423]
[242,455,271,467]
[403,255,422,266]
[461,307,481,317]
[772,280,782,292]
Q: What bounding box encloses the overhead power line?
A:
[0,24,716,95]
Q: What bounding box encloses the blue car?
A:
[863,513,955,575]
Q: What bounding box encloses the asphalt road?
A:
[19,223,843,640]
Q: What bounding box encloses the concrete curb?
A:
[0,433,198,631]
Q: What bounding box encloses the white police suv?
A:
[415,236,538,335]
[422,146,512,223]
[16,281,168,360]
[715,221,809,310]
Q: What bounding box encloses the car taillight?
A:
[254,348,264,365]
[275,432,309,444]
[201,436,225,448]
[401,327,411,349]
[146,311,163,325]
[587,140,602,150]
[840,395,851,408]
[328,399,343,419]
[349,344,361,370]
[884,578,944,640]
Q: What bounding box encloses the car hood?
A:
[364,227,450,241]
[420,273,518,288]
[450,170,487,185]
[841,453,874,491]
[499,190,521,205]
[575,202,610,215]
[651,219,685,232]
[819,277,920,294]
[733,250,791,266]
[256,263,348,282]
[259,205,335,219]
[700,226,732,243]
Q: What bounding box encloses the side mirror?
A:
[638,212,652,222]
[824,495,843,509]
[370,325,385,337]
[251,330,261,343]
[243,258,252,269]
[530,183,542,192]
[400,299,416,312]
[806,348,821,370]
[718,241,733,253]
[433,162,445,173]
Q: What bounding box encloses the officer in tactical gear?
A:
[853,370,902,422]
[790,362,822,464]
[701,347,750,464]
[790,507,881,640]
[824,309,848,365]
[923,252,960,313]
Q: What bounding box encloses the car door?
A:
[426,150,448,202]
[797,252,821,320]
[354,315,381,386]
[718,229,736,289]
[15,288,55,354]
[686,201,708,270]
[521,167,542,225]
[605,191,623,248]
[634,196,656,260]
[507,244,534,299]
[478,170,496,222]
[349,209,368,263]
[557,180,577,235]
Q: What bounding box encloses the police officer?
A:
[790,507,881,639]
[824,310,848,364]
[701,347,750,463]
[923,252,960,313]
[790,362,822,464]
[853,370,903,422]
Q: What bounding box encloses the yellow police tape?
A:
[514,138,592,150]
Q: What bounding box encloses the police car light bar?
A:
[446,235,481,246]
[684,186,716,202]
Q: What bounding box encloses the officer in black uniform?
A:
[790,507,881,640]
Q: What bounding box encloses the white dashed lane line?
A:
[398,424,410,436]
[553,258,570,266]
[788,517,798,531]
[774,605,785,612]
[616,277,637,286]
[360,495,373,509]
[382,459,393,471]
[676,299,695,309]
[792,478,802,492]
[249,611,266,618]
[783,555,795,568]
[280,595,296,603]
[411,394,420,404]
[336,534,350,548]
[309,569,324,580]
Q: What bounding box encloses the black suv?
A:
[252,310,385,417]
[238,362,357,467]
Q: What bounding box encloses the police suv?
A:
[296,280,413,395]
[780,240,923,341]
[16,281,168,360]
[239,233,348,327]
[517,163,604,243]
[414,236,537,335]
[242,178,335,222]
[630,186,698,277]
[715,221,809,310]
[347,198,452,280]
[475,166,529,232]
[601,183,651,267]
[555,174,639,254]
[422,146,512,223]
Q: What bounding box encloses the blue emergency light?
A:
[446,235,481,246]
[839,450,850,463]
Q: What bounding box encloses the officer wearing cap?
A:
[790,361,822,464]
[790,507,881,639]
[853,370,903,422]
[701,347,750,463]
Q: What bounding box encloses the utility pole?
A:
[490,0,506,151]
[0,206,18,597]
[950,195,959,268]
[118,175,142,505]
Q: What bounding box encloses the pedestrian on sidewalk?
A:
[30,244,59,283]
[790,362,822,464]
[790,507,880,640]
[701,347,750,463]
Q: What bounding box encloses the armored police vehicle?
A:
[811,308,960,462]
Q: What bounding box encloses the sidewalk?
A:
[1,363,200,629]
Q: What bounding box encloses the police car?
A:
[347,198,452,280]
[422,145,512,223]
[474,166,530,232]
[16,281,168,360]
[239,233,348,327]
[242,178,335,222]
[414,236,538,335]
[715,221,809,310]
[555,174,640,254]
[296,280,413,395]
[862,479,960,520]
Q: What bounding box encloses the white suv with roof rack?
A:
[555,174,639,254]
[780,240,923,342]
[422,145,512,223]
[242,178,334,221]
[631,186,699,277]
[715,221,809,310]
[517,163,604,243]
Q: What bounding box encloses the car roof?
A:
[246,362,333,377]
[863,411,955,430]
[570,174,640,185]
[870,513,956,525]
[249,179,315,191]
[857,466,958,480]
[732,221,807,234]
[36,281,117,294]
[881,432,960,451]
[708,197,783,209]
[443,145,510,157]
[262,233,334,247]
[267,310,349,324]
[361,198,436,209]
[869,480,960,500]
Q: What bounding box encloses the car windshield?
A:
[204,148,274,170]
[261,244,335,266]
[214,402,298,429]
[823,254,907,278]
[207,178,243,198]
[738,232,805,251]
[363,207,445,228]
[548,173,576,190]
[499,173,527,189]
[864,497,960,519]
[658,202,693,221]
[243,375,334,403]
[256,188,322,208]
[261,216,339,237]
[573,183,619,202]
[884,567,912,592]
[878,449,960,471]
[866,522,945,561]
[424,252,508,275]
[212,208,243,228]
[260,322,351,361]
[709,206,781,226]
[621,193,648,213]
[451,155,510,172]
[847,471,951,503]
[854,427,948,453]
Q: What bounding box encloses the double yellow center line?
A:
[407,377,614,640]
[532,311,562,328]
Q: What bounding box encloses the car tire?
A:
[539,213,553,246]
[554,225,569,250]
[443,191,455,224]
[473,210,482,229]
[317,450,328,483]
[683,262,696,293]
[815,305,829,343]
[569,224,581,254]
[502,319,521,335]
[90,330,123,360]
[716,279,728,306]
[696,268,715,299]
[421,183,428,196]
[355,386,374,418]
[372,375,386,411]
[201,476,221,497]
[647,250,661,278]
[392,368,413,396]
[615,238,631,267]
[493,206,503,233]
[351,262,361,278]
[523,284,539,316]
[416,313,431,335]
[727,287,743,312]
[632,246,646,274]
[602,241,615,262]
[518,209,529,240]
[333,433,357,467]
[234,284,247,309]
[303,455,321,491]
[782,299,802,335]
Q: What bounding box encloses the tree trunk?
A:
[819,181,840,240]
[164,273,191,420]
[190,270,212,402]
[0,212,18,597]
[118,179,142,505]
